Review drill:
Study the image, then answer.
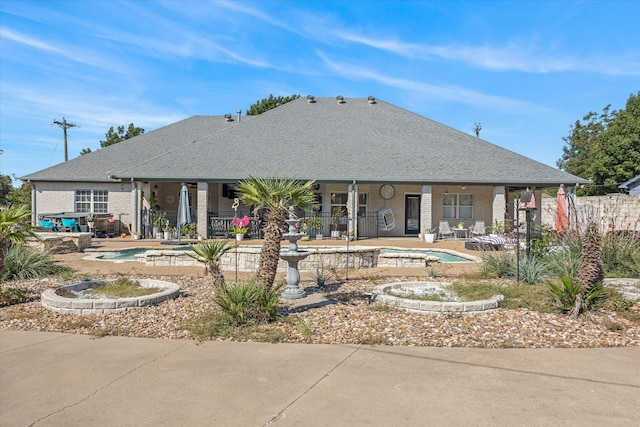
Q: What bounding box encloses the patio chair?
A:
[39,219,58,232]
[471,221,486,237]
[61,218,80,232]
[437,221,455,239]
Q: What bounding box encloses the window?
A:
[330,192,368,217]
[443,194,473,219]
[75,190,108,213]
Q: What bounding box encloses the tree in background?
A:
[557,91,640,195]
[246,94,300,116]
[80,123,145,155]
[7,183,32,210]
[0,175,12,206]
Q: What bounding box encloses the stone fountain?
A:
[279,209,311,299]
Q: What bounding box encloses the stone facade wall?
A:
[541,193,640,232]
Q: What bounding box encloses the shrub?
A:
[213,281,282,325]
[0,287,28,306]
[547,275,606,314]
[2,244,69,281]
[518,256,548,284]
[546,247,582,279]
[601,232,640,278]
[480,251,515,279]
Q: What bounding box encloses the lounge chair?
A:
[61,218,80,232]
[471,221,486,237]
[39,219,58,232]
[437,221,454,239]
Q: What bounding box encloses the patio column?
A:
[347,182,358,239]
[197,182,208,238]
[420,185,433,237]
[492,186,506,230]
[131,180,139,233]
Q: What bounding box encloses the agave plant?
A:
[187,239,237,287]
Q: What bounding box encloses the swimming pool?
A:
[90,246,475,265]
[379,248,471,263]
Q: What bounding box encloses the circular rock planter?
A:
[371,281,503,314]
[41,279,180,315]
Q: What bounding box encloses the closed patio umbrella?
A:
[176,183,191,239]
[555,184,569,233]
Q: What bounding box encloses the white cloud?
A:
[318,52,542,112]
[332,30,640,76]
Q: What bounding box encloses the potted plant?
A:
[132,231,142,240]
[164,226,175,240]
[85,214,96,229]
[423,225,436,243]
[153,212,167,238]
[231,215,249,241]
[307,215,324,240]
[330,209,343,239]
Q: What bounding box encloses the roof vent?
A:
[336,95,345,104]
[368,96,376,105]
[307,95,315,103]
[224,114,233,122]
[236,109,241,123]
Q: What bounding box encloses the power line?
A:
[53,117,79,161]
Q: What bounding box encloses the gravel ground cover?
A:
[2,274,639,348]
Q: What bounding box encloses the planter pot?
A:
[331,230,341,239]
[315,233,323,240]
[87,222,95,229]
[236,234,244,242]
[164,232,170,240]
[424,233,435,244]
[133,234,141,240]
[197,235,204,241]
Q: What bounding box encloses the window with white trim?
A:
[75,190,108,213]
[330,192,368,217]
[443,194,473,219]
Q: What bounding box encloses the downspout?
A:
[29,181,36,224]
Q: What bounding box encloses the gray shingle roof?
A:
[22,97,588,187]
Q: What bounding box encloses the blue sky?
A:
[1,0,638,185]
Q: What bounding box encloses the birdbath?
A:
[279,209,310,299]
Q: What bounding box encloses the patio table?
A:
[453,228,469,239]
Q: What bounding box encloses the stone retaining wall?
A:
[41,279,180,315]
[140,246,380,272]
[27,233,92,253]
[372,282,503,314]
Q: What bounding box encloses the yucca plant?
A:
[547,275,605,314]
[213,280,282,325]
[519,256,548,285]
[2,244,65,281]
[187,239,237,287]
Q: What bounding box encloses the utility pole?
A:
[53,117,78,161]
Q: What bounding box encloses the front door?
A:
[405,195,420,235]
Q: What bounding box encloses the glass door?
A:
[405,195,420,235]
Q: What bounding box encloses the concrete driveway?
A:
[1,331,638,426]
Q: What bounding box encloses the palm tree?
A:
[0,205,39,280]
[187,239,237,287]
[570,219,604,318]
[236,177,316,290]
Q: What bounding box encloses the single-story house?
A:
[21,96,589,239]
[619,174,640,196]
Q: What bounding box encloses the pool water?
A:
[379,249,471,263]
[96,249,148,260]
[96,247,471,263]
